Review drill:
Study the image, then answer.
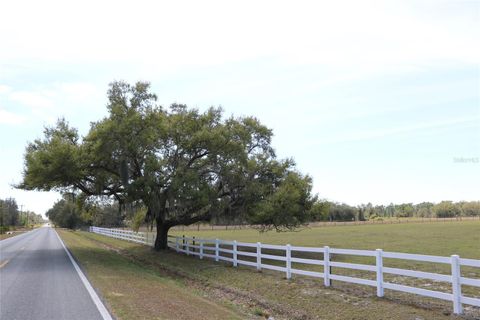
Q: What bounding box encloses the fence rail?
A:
[89,226,480,315]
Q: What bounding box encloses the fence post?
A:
[451,254,463,314]
[324,246,330,286]
[200,240,204,259]
[286,244,292,280]
[256,242,262,271]
[376,249,384,297]
[192,236,196,254]
[233,240,238,267]
[215,238,220,262]
[257,242,262,271]
[186,237,190,256]
[175,237,179,253]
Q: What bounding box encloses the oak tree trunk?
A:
[154,220,171,251]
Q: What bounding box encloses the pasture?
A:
[169,220,480,316]
[169,221,480,259]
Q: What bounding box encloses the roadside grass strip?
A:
[58,230,242,320]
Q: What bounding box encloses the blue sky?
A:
[0,0,479,216]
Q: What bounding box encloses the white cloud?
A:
[0,0,477,76]
[3,82,102,125]
[0,108,26,125]
[9,91,55,110]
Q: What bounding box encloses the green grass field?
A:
[172,221,480,299]
[59,221,480,319]
[170,221,480,258]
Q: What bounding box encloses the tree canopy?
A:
[18,81,316,249]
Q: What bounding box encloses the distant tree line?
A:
[310,200,480,222]
[46,192,480,230]
[0,197,45,233]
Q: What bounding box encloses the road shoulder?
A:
[57,229,243,320]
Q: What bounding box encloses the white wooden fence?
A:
[89,226,155,245]
[89,226,480,315]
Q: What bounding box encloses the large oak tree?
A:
[18,81,315,250]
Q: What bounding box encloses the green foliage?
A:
[433,201,461,218]
[460,201,480,216]
[309,200,330,221]
[0,197,43,227]
[250,172,316,231]
[0,198,19,226]
[394,203,415,217]
[327,202,357,221]
[46,195,82,229]
[18,119,82,192]
[18,81,316,249]
[310,200,479,222]
[130,208,147,232]
[415,202,434,217]
[79,199,125,227]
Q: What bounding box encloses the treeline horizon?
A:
[45,194,480,229]
[0,197,45,233]
[310,200,480,222]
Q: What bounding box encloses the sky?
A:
[0,0,479,217]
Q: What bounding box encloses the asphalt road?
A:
[0,227,110,320]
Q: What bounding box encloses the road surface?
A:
[0,227,111,320]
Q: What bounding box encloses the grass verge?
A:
[58,229,244,320]
[0,232,24,240]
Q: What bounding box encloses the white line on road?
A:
[54,229,113,320]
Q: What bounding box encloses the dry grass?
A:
[0,232,22,240]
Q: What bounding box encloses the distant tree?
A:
[80,198,125,227]
[415,202,434,217]
[372,205,386,218]
[0,198,19,226]
[309,200,330,221]
[394,203,415,217]
[46,194,82,229]
[328,202,357,221]
[358,207,366,221]
[433,201,461,218]
[460,201,480,216]
[23,211,45,225]
[17,81,316,250]
[385,203,395,218]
